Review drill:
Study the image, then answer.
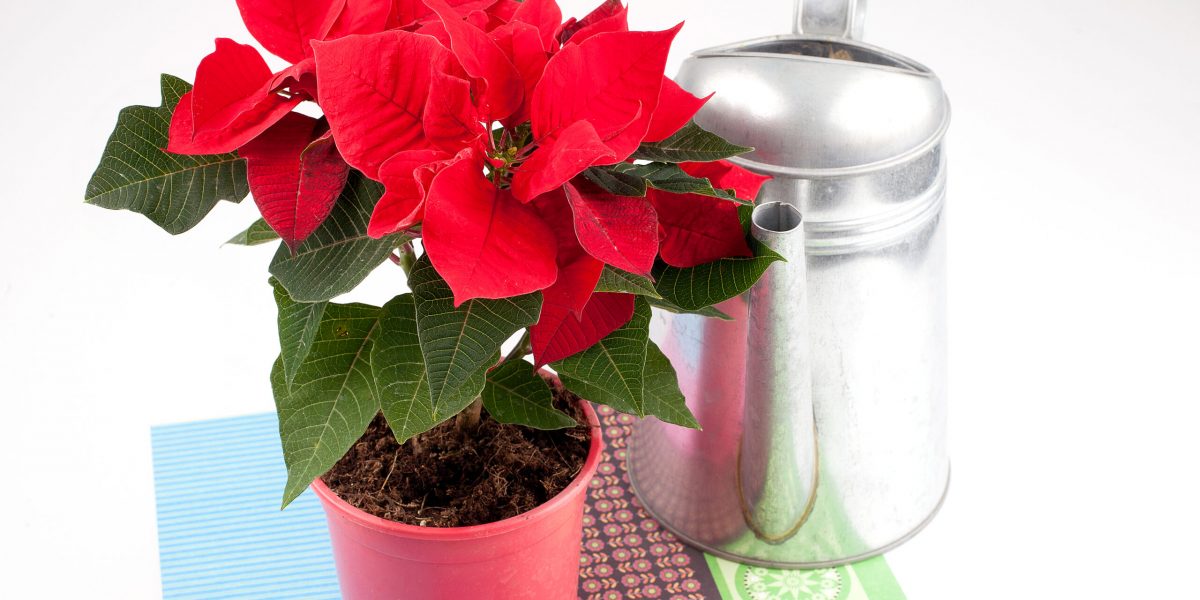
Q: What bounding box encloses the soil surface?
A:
[321,384,592,528]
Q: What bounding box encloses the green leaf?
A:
[642,341,699,428]
[583,167,647,197]
[371,294,446,444]
[613,162,750,205]
[554,298,652,417]
[653,242,784,311]
[409,257,542,416]
[594,266,662,298]
[269,172,401,302]
[275,301,382,508]
[646,296,732,320]
[227,219,280,246]
[631,121,753,163]
[554,299,698,427]
[483,360,576,430]
[84,74,248,234]
[737,203,755,235]
[272,278,327,386]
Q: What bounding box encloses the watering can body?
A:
[627,6,950,567]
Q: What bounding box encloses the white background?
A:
[2,0,1198,598]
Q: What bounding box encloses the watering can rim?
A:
[681,34,952,178]
[691,34,937,78]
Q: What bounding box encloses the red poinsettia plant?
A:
[86,0,781,507]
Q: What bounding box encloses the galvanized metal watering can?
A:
[628,0,950,567]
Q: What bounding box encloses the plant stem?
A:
[396,241,417,277]
[455,397,484,433]
[503,330,532,364]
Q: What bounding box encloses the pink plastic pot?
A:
[311,399,603,600]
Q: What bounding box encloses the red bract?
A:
[532,291,634,366]
[167,39,303,155]
[325,0,392,39]
[234,0,342,64]
[421,149,558,305]
[557,0,627,45]
[312,31,461,179]
[510,120,616,200]
[681,160,773,201]
[529,24,681,168]
[389,0,500,29]
[510,0,561,50]
[488,21,549,126]
[563,182,658,275]
[240,113,351,253]
[424,0,524,121]
[424,70,484,153]
[644,78,712,143]
[166,0,396,247]
[528,195,619,365]
[652,160,773,267]
[368,149,453,238]
[533,192,603,317]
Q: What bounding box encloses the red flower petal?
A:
[464,9,492,30]
[367,148,453,238]
[167,39,302,155]
[486,0,521,24]
[531,291,634,366]
[325,0,391,39]
[489,20,550,126]
[650,190,751,267]
[510,120,617,202]
[563,181,658,275]
[643,78,712,143]
[533,189,601,315]
[422,150,558,304]
[511,0,561,51]
[312,31,459,179]
[681,160,772,202]
[557,0,627,45]
[532,24,680,158]
[412,20,453,46]
[423,0,524,121]
[235,0,343,63]
[650,160,770,267]
[423,71,484,153]
[389,0,498,28]
[188,39,273,130]
[269,58,318,101]
[239,113,351,253]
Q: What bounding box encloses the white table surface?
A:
[2,0,1198,598]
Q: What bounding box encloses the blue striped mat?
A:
[152,413,340,600]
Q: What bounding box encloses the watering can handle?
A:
[794,0,866,39]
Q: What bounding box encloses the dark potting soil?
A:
[321,384,592,528]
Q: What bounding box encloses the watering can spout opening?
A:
[752,201,803,234]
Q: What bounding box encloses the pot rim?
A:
[310,391,603,541]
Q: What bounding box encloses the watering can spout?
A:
[739,202,818,542]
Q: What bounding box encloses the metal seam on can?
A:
[805,185,946,255]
